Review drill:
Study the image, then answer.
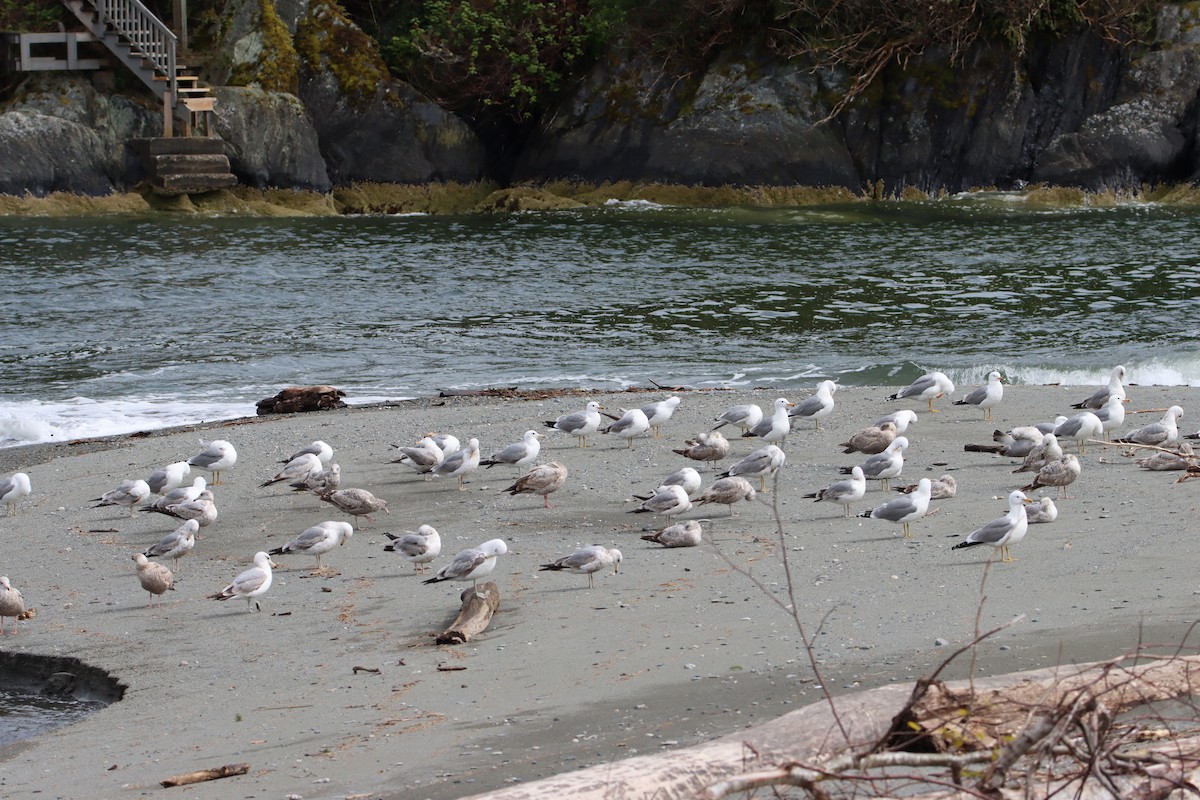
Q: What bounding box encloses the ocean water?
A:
[2,194,1198,448]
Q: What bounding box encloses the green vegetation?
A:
[0,0,65,32]
[296,0,391,104]
[228,0,301,93]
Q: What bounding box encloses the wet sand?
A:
[0,384,1196,799]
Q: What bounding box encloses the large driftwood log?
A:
[436,582,500,645]
[255,385,347,415]
[160,762,250,787]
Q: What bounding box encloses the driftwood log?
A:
[460,655,1200,800]
[255,385,347,415]
[435,582,500,645]
[160,762,250,787]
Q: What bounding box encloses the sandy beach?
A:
[0,383,1197,799]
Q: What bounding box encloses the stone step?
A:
[152,173,239,195]
[151,153,230,175]
[137,137,227,156]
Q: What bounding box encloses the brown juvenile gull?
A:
[1025,496,1058,524]
[142,476,206,512]
[718,444,786,492]
[841,436,908,491]
[423,538,508,595]
[859,477,931,538]
[143,518,198,571]
[145,461,190,495]
[503,461,568,508]
[672,430,730,469]
[539,545,622,589]
[0,576,27,634]
[1071,364,1127,410]
[952,370,1003,421]
[839,421,897,455]
[431,437,481,490]
[711,403,762,434]
[804,466,866,518]
[260,452,322,488]
[694,476,756,517]
[642,519,704,548]
[481,430,542,473]
[603,407,651,448]
[1116,405,1184,447]
[629,484,692,524]
[1012,433,1063,475]
[159,489,219,528]
[952,490,1033,562]
[789,380,837,430]
[640,395,682,438]
[131,553,174,608]
[887,371,955,413]
[742,397,796,444]
[291,462,341,494]
[208,551,277,612]
[1135,442,1195,471]
[393,435,445,480]
[1021,453,1082,500]
[270,520,354,572]
[319,487,388,526]
[95,479,151,518]
[187,439,237,486]
[0,472,31,515]
[383,524,442,572]
[896,473,957,500]
[545,401,604,448]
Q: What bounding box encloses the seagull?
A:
[188,439,237,485]
[145,461,190,495]
[0,472,32,515]
[269,520,354,572]
[163,489,219,528]
[1135,442,1195,471]
[319,487,388,526]
[965,426,1044,458]
[383,525,442,572]
[0,576,27,633]
[393,436,445,479]
[291,462,341,495]
[1025,496,1058,523]
[539,546,622,589]
[1012,433,1063,475]
[143,518,198,571]
[742,398,796,444]
[603,407,651,448]
[888,371,955,413]
[260,452,322,488]
[860,477,931,538]
[95,479,151,518]
[953,371,1003,420]
[131,553,174,608]
[432,438,481,490]
[1054,411,1104,454]
[789,380,838,430]
[804,466,866,518]
[842,436,908,490]
[635,467,702,500]
[694,476,756,517]
[481,430,542,473]
[1071,365,1127,410]
[629,484,693,523]
[672,430,730,469]
[430,433,461,456]
[283,440,333,465]
[545,401,604,447]
[640,396,682,438]
[874,409,919,433]
[503,461,569,508]
[1020,453,1082,499]
[642,519,704,548]
[952,490,1033,562]
[142,476,207,512]
[896,474,957,499]
[422,538,508,594]
[718,444,786,492]
[208,552,277,612]
[1093,394,1126,441]
[1116,405,1184,447]
[838,421,897,455]
[712,403,763,434]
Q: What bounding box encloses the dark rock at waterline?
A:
[40,672,78,698]
[0,652,126,704]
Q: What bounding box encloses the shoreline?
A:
[0,384,1197,799]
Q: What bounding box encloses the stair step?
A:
[152,154,230,175]
[154,74,199,82]
[152,173,239,195]
[138,137,228,156]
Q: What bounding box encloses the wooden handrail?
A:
[89,0,177,102]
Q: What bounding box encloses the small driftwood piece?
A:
[160,762,250,787]
[255,385,346,415]
[435,582,499,645]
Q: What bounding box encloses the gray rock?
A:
[214,86,331,191]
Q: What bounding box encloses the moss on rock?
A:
[296,0,392,107]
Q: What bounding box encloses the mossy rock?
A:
[473,188,586,213]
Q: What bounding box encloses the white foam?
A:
[0,397,255,449]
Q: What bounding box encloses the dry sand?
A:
[0,384,1197,799]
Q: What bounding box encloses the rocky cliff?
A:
[1,1,1198,199]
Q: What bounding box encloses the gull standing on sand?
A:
[1116,405,1184,447]
[804,466,866,518]
[719,444,786,492]
[481,430,542,473]
[95,479,151,518]
[423,538,508,593]
[291,462,340,495]
[896,474,957,499]
[0,576,27,633]
[694,476,756,517]
[503,461,569,508]
[603,407,651,448]
[131,553,174,607]
[142,476,206,512]
[0,472,32,515]
[1021,453,1082,499]
[188,439,237,485]
[790,380,838,430]
[888,371,955,413]
[636,467,702,500]
[874,409,918,433]
[1072,365,1127,410]
[260,452,322,488]
[860,477,931,538]
[743,398,796,444]
[208,551,277,612]
[672,430,730,469]
[145,461,190,495]
[640,396,682,438]
[545,401,604,447]
[143,518,198,571]
[629,484,693,523]
[1054,411,1104,454]
[1025,496,1058,523]
[269,520,354,571]
[383,525,442,571]
[843,436,908,491]
[432,437,481,490]
[712,403,762,434]
[539,546,622,589]
[158,489,219,528]
[283,440,333,465]
[952,490,1033,562]
[965,425,1044,458]
[642,519,704,548]
[1093,394,1126,440]
[839,421,897,455]
[319,487,388,525]
[393,436,445,479]
[953,371,1004,420]
[1012,433,1063,475]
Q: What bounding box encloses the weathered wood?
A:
[256,385,348,415]
[160,762,250,787]
[436,582,499,645]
